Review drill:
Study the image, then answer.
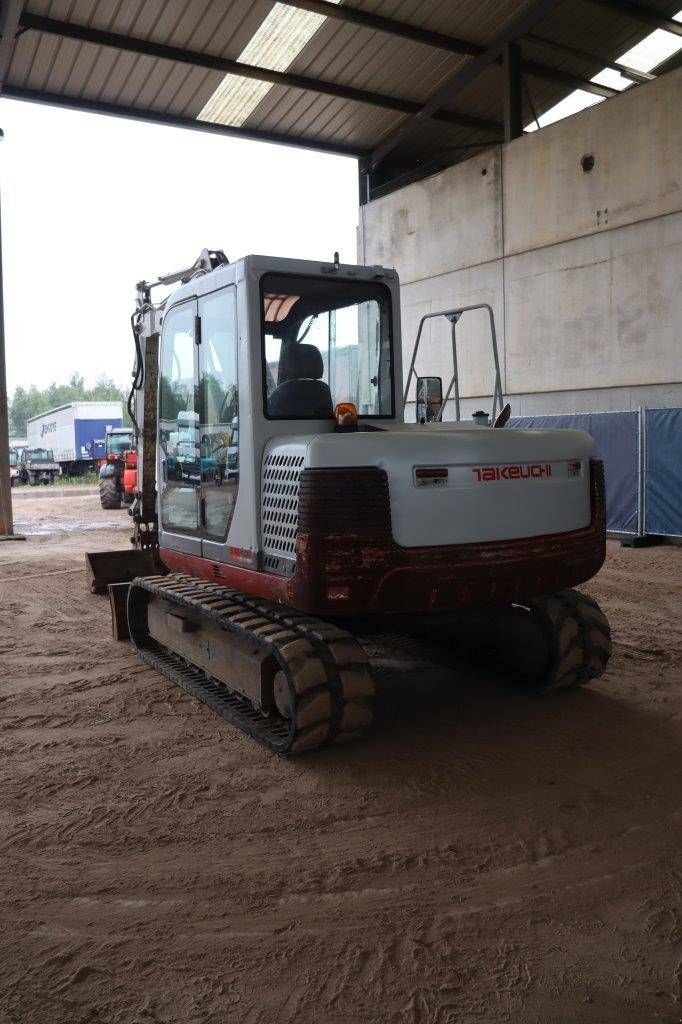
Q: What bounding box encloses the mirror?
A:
[416,376,443,423]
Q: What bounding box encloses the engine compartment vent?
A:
[261,451,305,576]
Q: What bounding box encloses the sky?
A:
[0,98,359,395]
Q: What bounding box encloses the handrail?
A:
[403,303,504,423]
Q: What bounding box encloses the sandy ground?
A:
[1,493,681,1023]
[11,491,125,536]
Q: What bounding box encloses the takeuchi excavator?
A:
[88,249,611,754]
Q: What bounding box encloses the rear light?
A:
[229,547,257,569]
[414,466,448,487]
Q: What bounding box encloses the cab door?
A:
[198,286,239,560]
[157,298,202,556]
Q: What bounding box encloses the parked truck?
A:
[17,447,60,485]
[27,401,124,476]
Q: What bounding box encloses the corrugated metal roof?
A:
[3,0,681,191]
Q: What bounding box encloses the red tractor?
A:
[99,427,137,509]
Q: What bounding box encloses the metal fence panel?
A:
[644,408,682,537]
[509,411,640,534]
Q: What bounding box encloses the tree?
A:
[9,375,131,436]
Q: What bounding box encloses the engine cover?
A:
[299,424,594,547]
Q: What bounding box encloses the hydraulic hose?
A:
[127,312,144,438]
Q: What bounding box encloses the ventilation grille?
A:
[261,451,305,575]
[298,467,392,537]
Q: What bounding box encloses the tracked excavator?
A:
[88,249,611,754]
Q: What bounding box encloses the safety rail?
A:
[403,303,504,423]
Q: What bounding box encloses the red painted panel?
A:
[160,548,289,603]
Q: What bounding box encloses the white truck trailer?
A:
[27,401,124,476]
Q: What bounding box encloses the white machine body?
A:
[151,254,595,573]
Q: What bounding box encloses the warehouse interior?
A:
[1,1,681,1021]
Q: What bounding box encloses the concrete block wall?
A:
[358,65,682,419]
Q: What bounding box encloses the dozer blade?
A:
[108,582,132,640]
[85,548,157,595]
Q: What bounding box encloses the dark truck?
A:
[18,447,60,485]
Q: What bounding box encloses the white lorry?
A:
[27,401,124,476]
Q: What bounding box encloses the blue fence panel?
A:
[645,408,682,537]
[509,411,640,534]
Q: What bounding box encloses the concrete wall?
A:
[358,65,682,419]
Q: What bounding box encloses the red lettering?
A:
[471,462,555,482]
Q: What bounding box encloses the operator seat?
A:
[269,343,333,418]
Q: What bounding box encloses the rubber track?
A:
[394,588,612,693]
[526,588,612,691]
[127,574,374,755]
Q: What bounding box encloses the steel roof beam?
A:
[18,12,502,137]
[278,0,617,99]
[370,0,566,170]
[527,32,654,83]
[0,0,24,94]
[587,0,682,36]
[3,84,370,157]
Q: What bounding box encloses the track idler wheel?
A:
[496,589,612,692]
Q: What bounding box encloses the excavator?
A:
[87,249,611,754]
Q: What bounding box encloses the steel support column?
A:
[0,132,22,540]
[503,42,524,142]
[0,1,25,540]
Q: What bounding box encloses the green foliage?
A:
[9,374,131,436]
[59,472,100,486]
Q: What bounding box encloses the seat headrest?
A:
[279,343,324,382]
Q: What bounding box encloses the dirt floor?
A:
[1,492,681,1023]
